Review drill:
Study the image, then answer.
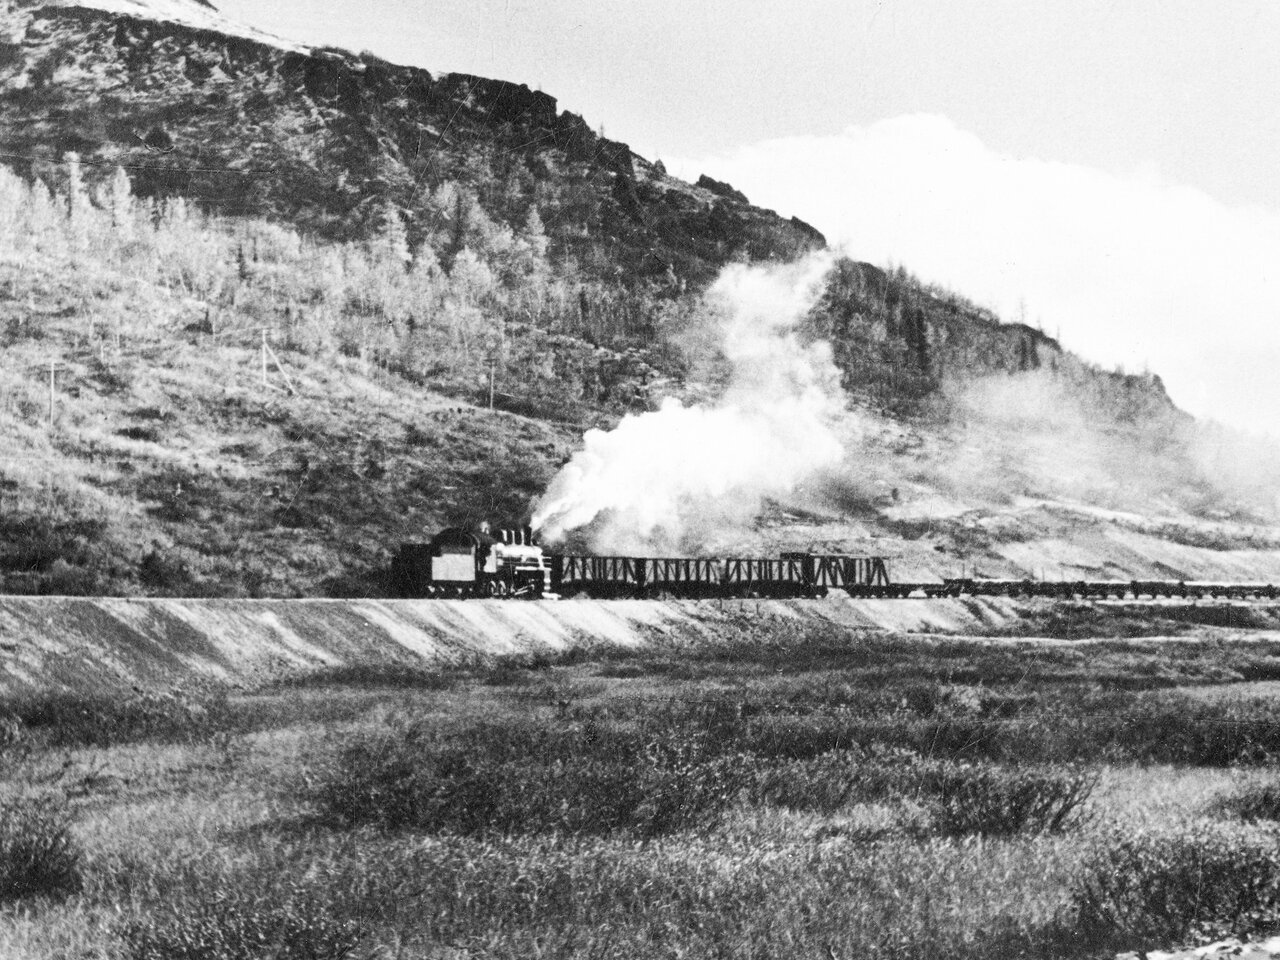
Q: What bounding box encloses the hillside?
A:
[0,0,823,284]
[0,0,1278,598]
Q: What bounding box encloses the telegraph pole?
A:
[47,359,60,427]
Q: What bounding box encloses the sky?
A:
[210,0,1280,433]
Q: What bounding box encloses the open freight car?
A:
[550,551,891,599]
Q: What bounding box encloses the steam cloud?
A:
[532,253,844,553]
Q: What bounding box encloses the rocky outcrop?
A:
[0,2,823,284]
[696,174,748,203]
[809,258,1183,422]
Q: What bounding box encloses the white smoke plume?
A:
[532,252,844,553]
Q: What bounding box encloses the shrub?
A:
[138,548,189,591]
[753,751,1095,835]
[117,425,161,443]
[309,718,753,838]
[1074,824,1280,949]
[0,798,82,902]
[1104,698,1280,766]
[751,751,867,812]
[42,557,102,595]
[734,693,1280,768]
[0,516,106,574]
[120,882,365,960]
[275,663,461,690]
[481,660,540,687]
[0,711,27,752]
[1216,781,1280,823]
[915,761,1097,836]
[7,689,235,748]
[734,710,873,760]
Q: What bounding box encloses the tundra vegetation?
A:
[4,621,1280,958]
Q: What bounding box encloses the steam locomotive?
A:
[391,525,555,598]
[390,525,892,599]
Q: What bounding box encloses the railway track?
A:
[873,579,1280,601]
[547,578,1280,601]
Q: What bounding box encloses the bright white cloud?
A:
[670,115,1280,434]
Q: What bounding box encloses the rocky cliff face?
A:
[808,259,1183,424]
[0,0,823,285]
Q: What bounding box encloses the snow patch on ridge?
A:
[45,0,312,53]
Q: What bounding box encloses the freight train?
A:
[390,525,890,599]
[390,526,1280,602]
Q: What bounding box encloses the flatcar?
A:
[932,578,1280,601]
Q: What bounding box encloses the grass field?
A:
[3,625,1280,959]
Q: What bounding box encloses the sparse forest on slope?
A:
[0,1,1272,597]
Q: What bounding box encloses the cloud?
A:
[669,115,1280,434]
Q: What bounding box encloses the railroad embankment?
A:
[0,595,1043,695]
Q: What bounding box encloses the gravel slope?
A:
[0,595,1032,694]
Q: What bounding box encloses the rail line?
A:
[858,579,1280,602]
